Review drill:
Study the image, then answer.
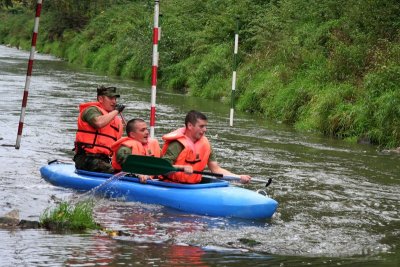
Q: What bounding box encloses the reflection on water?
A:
[0,45,399,266]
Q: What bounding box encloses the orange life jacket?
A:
[111,136,161,171]
[75,102,123,156]
[161,127,211,183]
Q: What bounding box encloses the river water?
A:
[0,45,399,266]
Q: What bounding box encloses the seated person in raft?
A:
[111,118,161,183]
[73,85,125,174]
[160,110,251,184]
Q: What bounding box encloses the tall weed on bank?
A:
[40,200,100,232]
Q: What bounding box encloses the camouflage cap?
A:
[97,85,120,98]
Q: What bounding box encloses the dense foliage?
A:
[1,0,399,147]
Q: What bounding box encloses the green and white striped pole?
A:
[229,18,239,127]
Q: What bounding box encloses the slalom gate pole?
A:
[149,0,160,139]
[229,18,239,127]
[15,0,43,149]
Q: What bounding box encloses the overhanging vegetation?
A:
[1,0,399,148]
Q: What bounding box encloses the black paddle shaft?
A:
[122,154,271,186]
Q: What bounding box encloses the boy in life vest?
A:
[74,85,125,173]
[161,110,251,184]
[111,118,161,183]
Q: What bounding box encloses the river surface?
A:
[0,45,399,266]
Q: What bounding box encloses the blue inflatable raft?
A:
[40,162,278,220]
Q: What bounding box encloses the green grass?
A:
[40,200,100,232]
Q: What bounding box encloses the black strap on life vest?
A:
[76,129,118,142]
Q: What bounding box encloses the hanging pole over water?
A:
[15,0,43,149]
[229,18,239,127]
[150,0,160,138]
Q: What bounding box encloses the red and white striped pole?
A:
[15,0,43,149]
[149,0,160,138]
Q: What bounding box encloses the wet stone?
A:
[18,219,41,229]
[0,217,20,228]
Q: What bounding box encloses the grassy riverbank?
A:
[1,0,399,148]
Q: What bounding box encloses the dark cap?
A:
[97,86,120,98]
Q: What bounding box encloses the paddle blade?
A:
[122,155,178,175]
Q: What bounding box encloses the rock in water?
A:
[0,209,20,227]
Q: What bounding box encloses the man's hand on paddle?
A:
[171,164,193,174]
[239,175,251,184]
[208,160,251,184]
[138,174,151,184]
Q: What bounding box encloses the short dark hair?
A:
[126,118,145,135]
[185,110,207,127]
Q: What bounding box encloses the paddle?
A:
[121,154,272,187]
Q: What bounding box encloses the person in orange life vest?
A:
[74,85,125,173]
[161,110,251,184]
[111,118,161,183]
